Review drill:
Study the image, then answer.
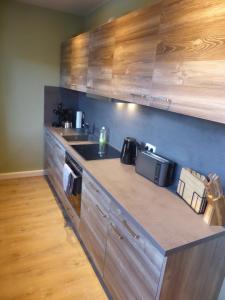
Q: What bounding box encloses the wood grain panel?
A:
[152,0,225,123]
[158,235,225,300]
[83,171,111,212]
[60,39,73,89]
[110,201,164,275]
[44,130,81,230]
[112,2,161,105]
[45,130,65,188]
[71,33,89,93]
[79,183,110,276]
[87,21,115,98]
[103,212,165,300]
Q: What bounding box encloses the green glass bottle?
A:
[99,126,107,144]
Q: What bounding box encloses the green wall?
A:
[85,0,157,30]
[0,0,83,173]
[0,0,156,174]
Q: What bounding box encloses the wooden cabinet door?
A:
[112,2,161,105]
[71,33,89,93]
[79,174,110,276]
[87,21,115,98]
[45,131,65,192]
[60,39,73,89]
[152,0,225,123]
[104,207,165,300]
[45,130,81,230]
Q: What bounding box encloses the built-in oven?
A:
[64,153,82,218]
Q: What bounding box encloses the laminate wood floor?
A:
[0,176,107,300]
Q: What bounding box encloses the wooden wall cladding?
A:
[60,0,225,124]
[151,0,225,123]
[112,2,161,105]
[60,39,73,89]
[70,33,89,93]
[87,22,115,98]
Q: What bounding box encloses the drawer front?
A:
[103,202,165,300]
[79,184,109,276]
[45,130,80,230]
[110,201,164,273]
[104,213,164,300]
[83,171,111,212]
[61,197,80,232]
[46,133,65,166]
[45,131,65,187]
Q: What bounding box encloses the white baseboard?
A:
[0,170,47,180]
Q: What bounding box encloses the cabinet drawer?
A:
[104,213,164,300]
[110,201,164,279]
[80,185,109,276]
[83,171,111,212]
[45,131,65,187]
[46,132,65,159]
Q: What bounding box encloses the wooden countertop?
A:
[46,126,225,255]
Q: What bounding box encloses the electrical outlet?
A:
[145,143,156,153]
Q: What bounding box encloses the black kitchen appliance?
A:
[135,151,175,187]
[64,153,83,217]
[71,143,121,161]
[120,137,137,165]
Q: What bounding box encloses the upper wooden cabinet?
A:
[60,39,73,89]
[70,32,89,93]
[151,0,225,122]
[60,0,225,124]
[112,2,161,105]
[87,21,115,98]
[60,33,89,92]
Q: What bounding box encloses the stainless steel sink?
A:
[63,134,89,142]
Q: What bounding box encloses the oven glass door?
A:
[65,154,82,218]
[67,187,81,217]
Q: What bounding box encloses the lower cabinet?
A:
[103,211,164,300]
[45,130,80,229]
[79,172,165,300]
[45,130,225,300]
[79,172,111,276]
[45,130,65,191]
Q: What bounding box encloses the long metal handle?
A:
[122,220,139,240]
[110,223,123,240]
[151,96,172,104]
[130,93,140,97]
[130,93,147,99]
[96,204,106,218]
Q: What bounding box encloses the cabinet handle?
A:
[122,220,140,240]
[151,96,172,104]
[96,204,106,218]
[130,93,147,99]
[110,223,123,240]
[130,93,140,98]
[88,180,100,193]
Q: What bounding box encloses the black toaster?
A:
[135,151,175,187]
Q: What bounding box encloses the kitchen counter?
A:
[45,126,225,255]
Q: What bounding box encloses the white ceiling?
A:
[17,0,109,16]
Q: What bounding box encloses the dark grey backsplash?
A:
[77,92,225,191]
[45,86,225,191]
[44,87,79,125]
